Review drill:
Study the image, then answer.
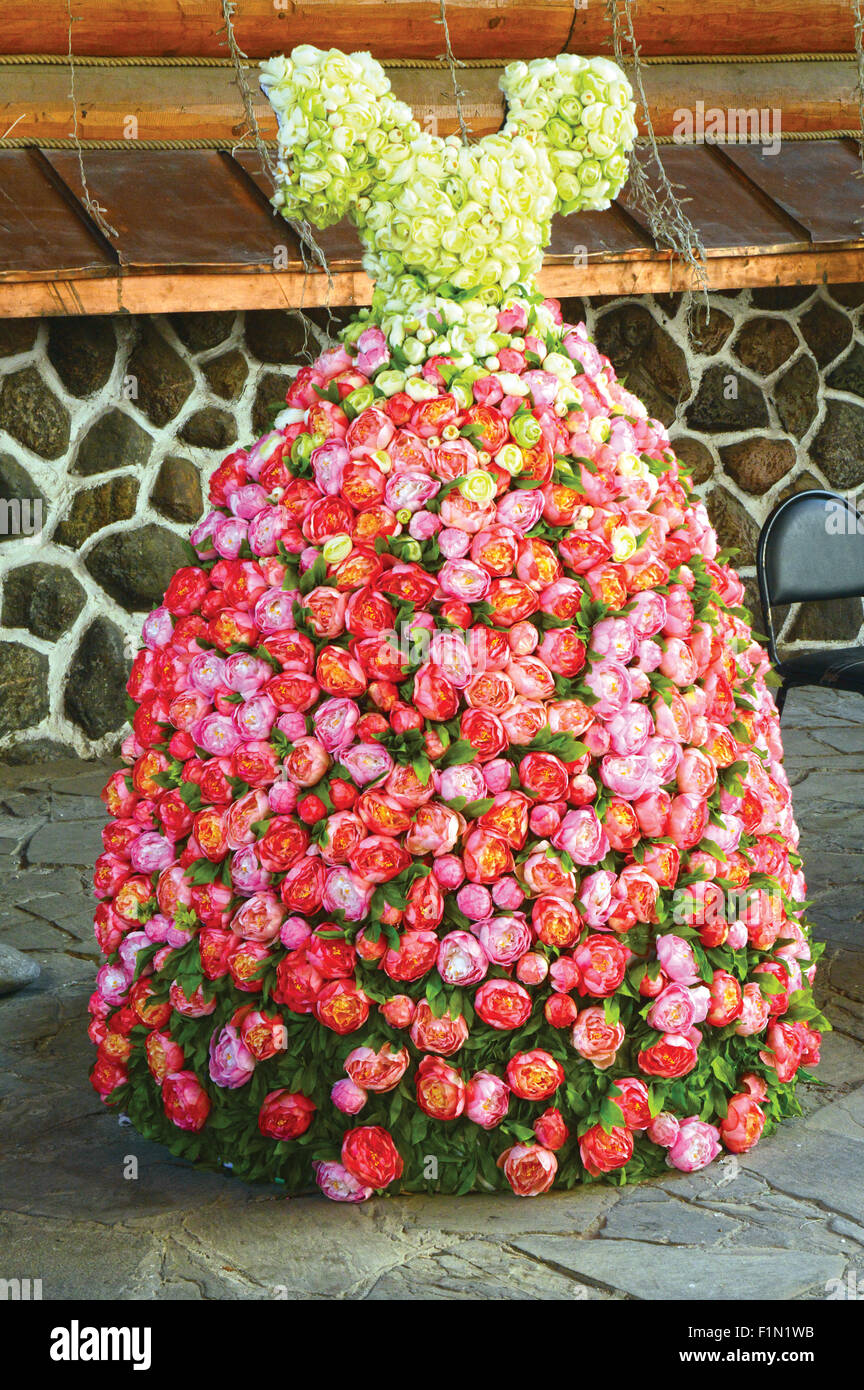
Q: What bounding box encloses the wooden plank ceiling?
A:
[2,137,862,317]
[0,0,863,314]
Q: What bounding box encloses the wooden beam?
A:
[1,60,857,144]
[0,0,855,60]
[4,245,864,318]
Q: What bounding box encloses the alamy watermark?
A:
[0,497,43,541]
[673,103,782,158]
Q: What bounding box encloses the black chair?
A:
[756,488,864,718]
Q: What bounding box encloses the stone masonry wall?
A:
[1,282,863,760]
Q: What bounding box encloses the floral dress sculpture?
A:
[89,47,826,1201]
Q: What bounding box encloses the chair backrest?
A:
[757,489,864,609]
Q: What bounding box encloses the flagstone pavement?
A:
[1,686,864,1301]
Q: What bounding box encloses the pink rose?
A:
[331,1079,368,1114]
[208,1024,256,1089]
[465,1071,510,1129]
[313,1160,373,1203]
[647,983,696,1034]
[655,933,700,986]
[552,807,610,866]
[571,1005,625,1069]
[647,1111,680,1147]
[437,930,489,986]
[666,1117,722,1172]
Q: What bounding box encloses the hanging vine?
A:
[219,0,333,292]
[437,0,471,143]
[604,0,708,307]
[65,0,118,242]
[852,0,864,224]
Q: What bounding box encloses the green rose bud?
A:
[291,434,314,468]
[510,413,543,449]
[345,385,375,415]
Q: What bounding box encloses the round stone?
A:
[170,312,236,352]
[202,349,248,401]
[718,437,797,495]
[826,343,864,398]
[685,366,768,433]
[0,454,47,545]
[127,324,194,427]
[47,317,117,398]
[733,317,799,378]
[245,310,313,363]
[704,485,760,565]
[774,355,820,439]
[0,642,49,736]
[592,304,690,425]
[73,408,153,477]
[1,563,86,641]
[85,523,192,611]
[54,477,139,549]
[0,366,70,459]
[687,305,733,357]
[0,320,38,358]
[799,300,853,368]
[810,400,864,489]
[64,617,130,739]
[150,455,203,524]
[252,370,293,436]
[179,407,237,450]
[670,435,715,484]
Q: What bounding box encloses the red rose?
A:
[579,1122,634,1177]
[719,1092,765,1154]
[706,969,744,1027]
[162,1070,211,1132]
[545,994,578,1028]
[305,930,357,981]
[341,1125,404,1189]
[474,979,532,1031]
[497,1143,557,1196]
[129,978,172,1030]
[145,1030,184,1083]
[415,1056,466,1120]
[506,1050,565,1101]
[383,930,439,983]
[409,1001,469,1055]
[257,817,310,873]
[637,1032,699,1079]
[533,1107,569,1150]
[258,1088,316,1140]
[199,927,239,980]
[574,935,628,998]
[315,980,370,1034]
[90,1054,128,1099]
[612,1077,652,1130]
[459,707,507,763]
[273,948,324,1014]
[163,567,211,618]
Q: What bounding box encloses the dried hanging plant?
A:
[604,0,709,312]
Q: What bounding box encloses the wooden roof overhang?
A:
[2,137,862,318]
[1,0,863,316]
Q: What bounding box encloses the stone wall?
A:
[1,282,862,760]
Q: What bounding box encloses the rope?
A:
[0,52,857,68]
[605,0,708,301]
[1,130,859,150]
[64,0,118,241]
[218,0,332,286]
[437,0,471,142]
